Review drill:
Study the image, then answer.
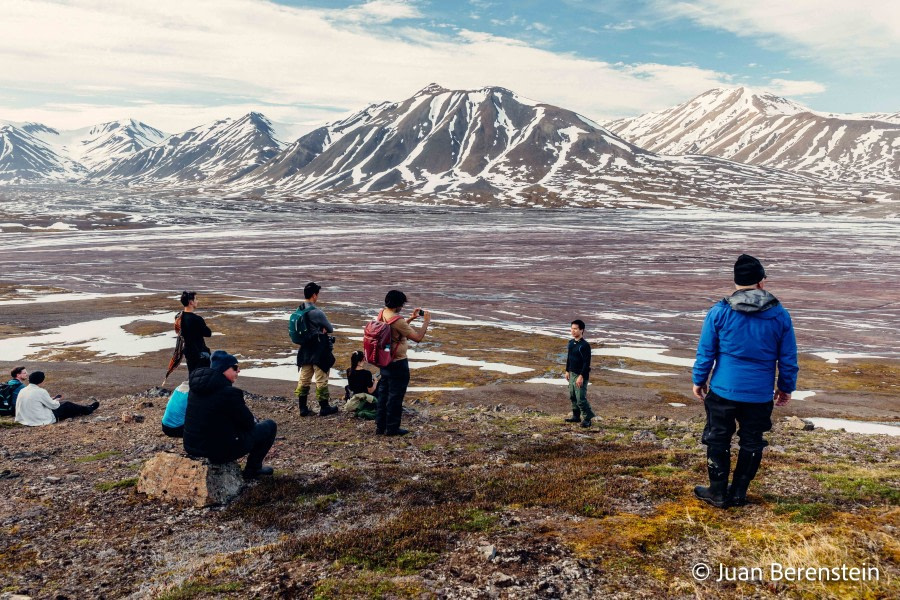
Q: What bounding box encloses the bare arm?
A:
[406,309,430,343]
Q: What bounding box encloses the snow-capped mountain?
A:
[56,120,168,170]
[0,118,166,179]
[89,112,284,184]
[0,124,85,183]
[236,84,894,209]
[606,87,900,185]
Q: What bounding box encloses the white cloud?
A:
[0,0,732,132]
[604,21,637,31]
[338,0,421,24]
[659,1,900,69]
[767,79,826,96]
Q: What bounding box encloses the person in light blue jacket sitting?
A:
[161,381,190,438]
[691,254,798,509]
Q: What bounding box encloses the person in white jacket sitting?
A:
[14,371,99,426]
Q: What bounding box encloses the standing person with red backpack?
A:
[365,290,430,436]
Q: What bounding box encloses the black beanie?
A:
[734,254,766,285]
[29,371,45,385]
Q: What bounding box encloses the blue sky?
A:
[0,0,896,133]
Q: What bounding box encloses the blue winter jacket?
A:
[693,289,798,403]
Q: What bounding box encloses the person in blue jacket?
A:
[692,254,798,508]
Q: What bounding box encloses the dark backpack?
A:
[363,310,402,367]
[289,304,315,345]
[0,382,16,416]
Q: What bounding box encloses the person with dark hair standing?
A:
[294,282,338,417]
[374,290,430,436]
[14,371,99,426]
[345,350,378,420]
[179,291,212,373]
[183,351,277,480]
[565,319,595,428]
[692,254,798,508]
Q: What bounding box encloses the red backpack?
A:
[363,310,402,367]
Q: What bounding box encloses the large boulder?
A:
[137,452,243,507]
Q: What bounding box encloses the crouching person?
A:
[15,371,99,426]
[161,381,189,438]
[183,351,276,480]
[344,351,378,420]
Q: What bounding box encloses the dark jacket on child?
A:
[183,367,255,463]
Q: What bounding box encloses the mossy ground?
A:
[0,289,897,598]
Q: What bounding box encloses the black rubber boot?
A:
[295,385,312,417]
[243,465,274,480]
[580,418,592,428]
[694,447,731,508]
[728,448,763,507]
[317,387,338,416]
[565,409,581,423]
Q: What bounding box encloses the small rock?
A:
[632,430,658,442]
[139,401,154,408]
[493,404,503,412]
[479,544,497,561]
[44,476,62,483]
[491,572,515,588]
[785,416,814,431]
[532,433,543,439]
[121,413,145,424]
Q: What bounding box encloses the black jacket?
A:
[181,312,211,359]
[183,368,255,463]
[565,338,592,379]
[296,333,336,372]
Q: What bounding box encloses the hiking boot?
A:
[564,409,581,423]
[385,428,409,437]
[319,404,338,417]
[694,481,729,508]
[580,418,592,428]
[243,465,274,480]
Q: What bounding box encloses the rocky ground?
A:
[0,289,898,599]
[1,382,898,600]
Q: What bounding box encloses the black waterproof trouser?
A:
[240,420,277,472]
[375,359,410,434]
[702,390,773,453]
[162,424,184,438]
[51,401,94,422]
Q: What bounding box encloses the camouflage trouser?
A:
[568,372,595,420]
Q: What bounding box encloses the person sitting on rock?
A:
[344,350,378,420]
[161,381,190,438]
[183,350,276,479]
[14,371,99,426]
